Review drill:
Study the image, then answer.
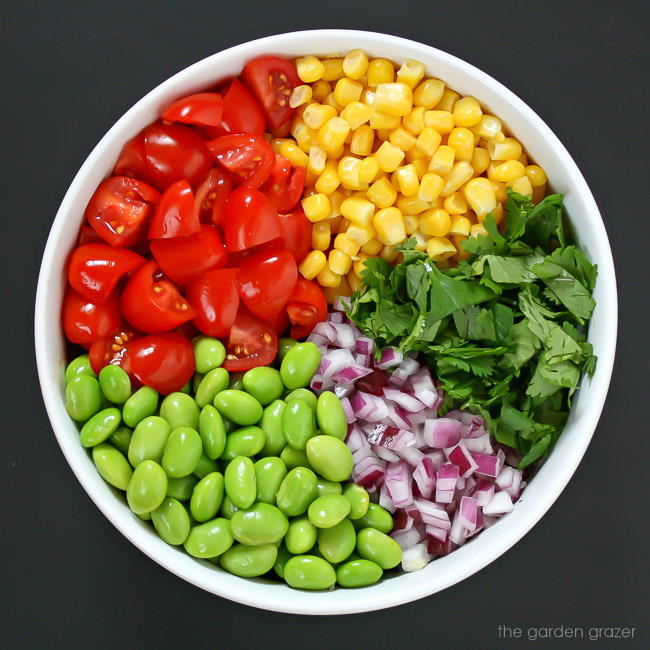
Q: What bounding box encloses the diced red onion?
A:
[425,450,445,469]
[383,388,427,412]
[306,332,328,347]
[459,496,478,532]
[389,357,420,386]
[496,466,523,498]
[379,482,395,513]
[351,391,389,422]
[423,418,463,448]
[393,510,414,532]
[463,432,494,454]
[435,463,459,503]
[449,510,467,546]
[351,455,385,489]
[483,490,514,515]
[391,529,421,551]
[397,445,425,467]
[385,461,413,507]
[412,457,436,499]
[340,397,355,423]
[332,364,373,385]
[355,337,375,356]
[474,481,495,507]
[446,442,479,478]
[386,403,413,429]
[333,296,350,312]
[328,322,356,349]
[327,311,344,323]
[471,451,504,478]
[372,444,401,463]
[334,383,353,399]
[376,347,404,369]
[401,544,431,571]
[345,424,368,453]
[425,524,448,542]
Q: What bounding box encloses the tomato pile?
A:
[63,56,327,394]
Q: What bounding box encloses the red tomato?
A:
[237,248,297,320]
[77,224,104,246]
[88,328,138,375]
[85,176,160,248]
[150,225,227,285]
[223,187,282,252]
[223,307,278,372]
[148,179,199,239]
[113,131,147,180]
[261,154,306,213]
[162,93,224,127]
[205,79,265,136]
[62,289,122,346]
[242,56,301,130]
[286,278,328,339]
[194,168,234,227]
[129,333,195,394]
[121,261,196,333]
[207,134,274,189]
[68,244,145,302]
[278,206,311,263]
[186,268,239,338]
[268,309,289,336]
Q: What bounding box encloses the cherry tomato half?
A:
[223,306,278,372]
[89,328,138,376]
[150,225,227,286]
[261,154,306,213]
[129,332,195,395]
[286,278,328,339]
[278,206,311,264]
[77,224,104,246]
[62,288,122,346]
[205,78,265,137]
[162,92,224,128]
[85,176,160,248]
[242,56,301,130]
[121,261,196,333]
[186,268,240,338]
[194,167,234,227]
[68,244,145,303]
[207,134,274,189]
[148,179,200,239]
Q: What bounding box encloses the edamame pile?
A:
[64,337,401,589]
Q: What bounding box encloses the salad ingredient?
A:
[316,390,348,440]
[162,92,224,128]
[162,427,202,478]
[92,443,133,491]
[196,369,229,408]
[79,407,121,447]
[356,528,402,569]
[215,78,266,136]
[336,558,383,588]
[318,519,356,563]
[220,544,278,577]
[282,399,315,449]
[305,435,353,482]
[259,400,287,456]
[148,179,199,239]
[198,404,227,458]
[190,472,225,522]
[62,289,121,346]
[186,268,240,338]
[224,456,257,509]
[183,518,234,559]
[208,134,275,189]
[128,416,171,466]
[65,375,102,422]
[214,389,263,426]
[308,494,351,528]
[221,426,265,460]
[65,354,96,383]
[193,337,227,374]
[159,391,200,429]
[263,157,306,213]
[126,460,168,515]
[276,467,319,517]
[280,342,322,389]
[223,308,278,372]
[286,278,328,339]
[151,497,191,545]
[88,328,136,376]
[254,456,288,504]
[283,555,336,590]
[286,516,318,554]
[230,502,289,545]
[98,365,132,404]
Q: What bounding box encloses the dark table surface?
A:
[2,1,647,648]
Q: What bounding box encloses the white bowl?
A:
[35,29,617,615]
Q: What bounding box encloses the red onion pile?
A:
[307,298,525,573]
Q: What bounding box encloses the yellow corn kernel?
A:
[428,145,455,175]
[312,221,331,250]
[409,230,426,252]
[360,87,375,107]
[305,168,319,187]
[312,80,332,102]
[338,156,367,191]
[317,117,350,153]
[403,106,425,134]
[347,271,362,292]
[340,196,375,226]
[413,78,445,108]
[324,92,341,111]
[321,58,344,81]
[426,236,456,261]
[518,151,529,166]
[343,49,369,80]
[441,160,474,196]
[452,96,482,127]
[491,159,526,183]
[418,173,444,202]
[491,181,507,204]
[367,176,397,208]
[396,195,430,215]
[289,85,313,109]
[436,88,459,112]
[532,184,547,204]
[292,122,317,152]
[303,103,336,130]
[509,175,533,197]
[450,235,471,261]
[396,59,425,89]
[449,215,471,236]
[296,56,325,83]
[334,77,363,107]
[359,157,380,184]
[367,59,394,86]
[373,207,406,245]
[328,249,352,275]
[448,127,474,161]
[419,208,451,237]
[361,238,383,255]
[380,245,400,263]
[404,214,419,235]
[308,145,327,175]
[278,140,309,167]
[491,203,504,224]
[345,222,375,246]
[472,115,502,140]
[340,101,372,130]
[444,192,468,215]
[525,164,547,187]
[389,126,417,151]
[374,82,413,116]
[369,110,401,130]
[330,216,344,234]
[302,193,331,222]
[328,190,344,218]
[470,223,489,238]
[415,127,442,157]
[374,141,406,173]
[404,146,427,162]
[394,164,419,197]
[315,160,341,194]
[317,267,342,287]
[374,128,393,142]
[464,177,497,220]
[353,254,368,278]
[487,137,523,161]
[424,110,454,134]
[350,125,375,156]
[298,250,327,280]
[471,147,490,174]
[411,157,429,179]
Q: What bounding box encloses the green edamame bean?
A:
[230,502,288,545]
[282,399,315,450]
[184,518,233,559]
[126,460,168,514]
[280,446,311,470]
[285,515,317,554]
[259,400,286,456]
[192,372,203,395]
[79,407,121,447]
[122,386,159,428]
[193,453,220,479]
[307,494,351,528]
[128,416,171,466]
[316,391,347,440]
[179,381,191,394]
[195,368,229,408]
[242,367,284,406]
[342,483,370,520]
[137,511,151,521]
[277,338,297,361]
[193,337,226,373]
[254,457,287,504]
[356,528,402,569]
[220,495,239,519]
[336,558,383,588]
[92,443,132,490]
[305,435,353,482]
[318,518,356,564]
[276,467,318,517]
[190,472,224,522]
[160,392,200,430]
[280,342,321,390]
[285,388,318,411]
[228,372,245,391]
[283,555,336,590]
[66,375,102,422]
[65,354,95,383]
[316,478,342,497]
[108,426,133,456]
[224,456,256,509]
[98,365,131,404]
[221,426,265,461]
[198,405,227,460]
[162,427,202,478]
[214,390,263,426]
[273,545,292,579]
[166,475,198,501]
[151,497,190,545]
[354,503,393,534]
[220,543,278,577]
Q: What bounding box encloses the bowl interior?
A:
[35,29,616,615]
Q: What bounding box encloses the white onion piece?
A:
[401,544,431,572]
[391,529,421,551]
[483,490,514,515]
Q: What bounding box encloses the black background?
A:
[1,1,648,648]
